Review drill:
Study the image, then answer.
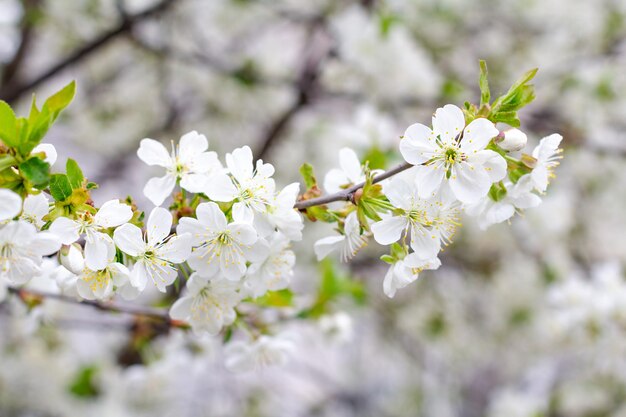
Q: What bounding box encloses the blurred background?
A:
[2,0,626,416]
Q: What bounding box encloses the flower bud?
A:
[59,243,85,274]
[498,128,528,152]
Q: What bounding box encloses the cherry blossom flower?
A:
[138,131,222,206]
[20,193,49,229]
[265,183,304,241]
[49,199,133,271]
[371,177,458,260]
[314,211,368,262]
[0,189,21,221]
[323,147,365,194]
[177,201,263,281]
[224,334,295,372]
[169,273,240,335]
[114,207,192,292]
[383,254,441,298]
[399,104,505,203]
[0,221,61,285]
[530,133,563,192]
[466,175,542,230]
[31,143,57,166]
[204,145,276,222]
[243,232,295,297]
[75,238,133,301]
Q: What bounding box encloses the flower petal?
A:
[432,104,465,143]
[113,223,145,257]
[459,118,498,153]
[313,235,345,261]
[226,146,253,183]
[0,189,22,221]
[203,172,238,202]
[158,233,191,264]
[338,148,362,184]
[178,131,208,162]
[399,123,437,165]
[94,199,133,228]
[137,138,172,167]
[195,202,228,231]
[146,207,173,246]
[448,162,491,203]
[49,217,81,244]
[414,165,445,199]
[371,216,407,245]
[143,174,176,207]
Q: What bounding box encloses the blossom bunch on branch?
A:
[0,61,563,370]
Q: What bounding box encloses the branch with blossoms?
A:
[0,61,563,370]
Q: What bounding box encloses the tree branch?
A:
[8,287,172,323]
[294,161,413,210]
[0,0,177,104]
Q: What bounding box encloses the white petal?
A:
[220,249,247,280]
[113,223,145,257]
[84,234,114,270]
[314,235,345,261]
[137,138,172,167]
[49,217,81,244]
[432,104,465,143]
[414,166,445,199]
[130,262,149,291]
[399,123,437,165]
[469,150,507,182]
[338,148,362,184]
[232,202,254,225]
[229,223,258,246]
[146,207,173,246]
[195,202,228,231]
[158,233,192,264]
[94,199,133,228]
[203,173,238,202]
[448,163,491,203]
[323,168,350,194]
[383,177,413,210]
[179,173,210,193]
[0,189,22,221]
[459,118,498,153]
[532,134,563,161]
[531,166,549,192]
[409,225,441,260]
[226,146,253,183]
[30,232,61,256]
[170,296,193,321]
[143,174,176,207]
[178,131,208,162]
[371,216,407,245]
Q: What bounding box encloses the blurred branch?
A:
[254,17,334,161]
[1,0,41,86]
[8,287,173,323]
[0,0,178,104]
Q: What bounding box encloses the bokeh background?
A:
[2,0,626,416]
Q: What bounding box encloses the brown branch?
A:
[0,0,177,104]
[254,17,333,161]
[294,161,414,210]
[8,287,172,323]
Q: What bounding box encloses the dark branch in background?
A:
[8,287,172,323]
[254,17,334,161]
[1,0,41,86]
[0,0,177,104]
[294,161,414,210]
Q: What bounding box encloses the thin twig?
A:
[8,287,171,322]
[294,161,413,210]
[0,0,177,103]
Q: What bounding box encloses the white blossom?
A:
[0,189,21,221]
[465,175,542,230]
[114,207,192,292]
[0,221,61,285]
[383,254,441,298]
[323,147,365,194]
[204,146,276,223]
[58,243,85,275]
[169,273,240,335]
[138,131,222,206]
[20,193,49,229]
[224,334,295,372]
[399,104,505,203]
[314,211,368,262]
[243,232,295,298]
[178,202,263,281]
[49,199,133,271]
[499,128,528,152]
[265,183,304,241]
[531,133,563,192]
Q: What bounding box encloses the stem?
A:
[9,287,171,323]
[294,161,414,210]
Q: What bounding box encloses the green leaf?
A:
[43,80,76,122]
[299,163,317,189]
[0,101,18,147]
[19,157,50,187]
[380,254,395,264]
[256,289,294,307]
[66,158,84,189]
[479,60,490,107]
[68,365,99,398]
[488,182,507,202]
[0,154,16,172]
[49,174,73,201]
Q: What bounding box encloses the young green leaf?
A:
[19,157,50,187]
[299,163,317,189]
[49,174,73,201]
[479,60,490,107]
[66,158,84,189]
[43,81,76,122]
[0,100,18,147]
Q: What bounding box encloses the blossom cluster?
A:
[0,64,562,371]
